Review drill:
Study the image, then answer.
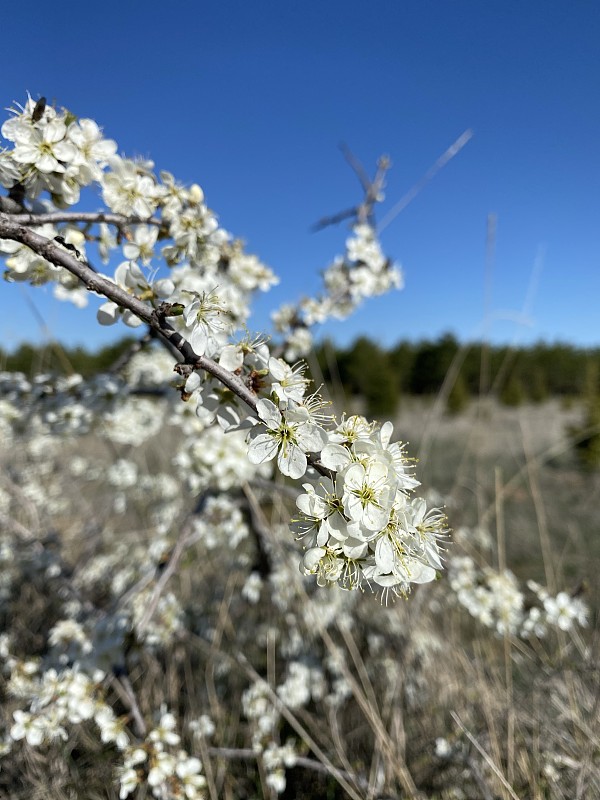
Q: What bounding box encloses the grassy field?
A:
[1,392,598,799]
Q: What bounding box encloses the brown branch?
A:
[135,513,198,637]
[0,196,26,214]
[110,675,147,737]
[242,482,274,578]
[234,652,366,800]
[310,205,360,232]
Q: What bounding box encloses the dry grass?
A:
[1,396,598,799]
[396,398,600,607]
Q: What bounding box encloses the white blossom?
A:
[102,156,161,218]
[247,399,327,479]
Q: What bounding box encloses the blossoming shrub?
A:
[0,96,596,799]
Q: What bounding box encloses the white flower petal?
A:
[297,423,328,453]
[296,492,328,518]
[219,345,244,371]
[320,443,351,471]
[185,372,201,392]
[380,420,394,448]
[189,325,208,354]
[97,301,119,325]
[303,547,326,572]
[256,398,281,429]
[408,562,437,584]
[247,433,279,464]
[342,539,368,559]
[278,443,307,479]
[375,537,395,572]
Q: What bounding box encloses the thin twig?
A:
[378,129,473,232]
[111,674,147,737]
[451,712,521,800]
[207,746,371,787]
[234,651,366,800]
[339,141,373,194]
[242,482,275,577]
[135,499,205,636]
[519,419,557,593]
[311,150,390,231]
[2,210,162,229]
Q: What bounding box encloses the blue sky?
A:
[1,1,599,351]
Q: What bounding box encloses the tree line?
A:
[3,332,600,417]
[0,338,137,378]
[312,333,600,416]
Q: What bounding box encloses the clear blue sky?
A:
[1,1,599,351]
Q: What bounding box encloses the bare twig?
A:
[242,482,274,578]
[234,651,366,800]
[311,150,390,231]
[135,494,208,637]
[339,141,373,194]
[207,746,371,788]
[310,204,361,231]
[111,674,147,737]
[0,196,26,214]
[451,712,521,800]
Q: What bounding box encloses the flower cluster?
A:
[0,97,279,331]
[1,99,429,601]
[1,95,596,800]
[289,417,448,596]
[0,95,116,206]
[181,322,445,598]
[247,397,329,480]
[272,223,403,360]
[5,658,129,753]
[241,679,300,795]
[447,556,589,637]
[118,711,207,799]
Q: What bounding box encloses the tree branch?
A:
[206,746,372,791]
[339,141,373,195]
[0,214,334,479]
[1,209,163,229]
[310,150,390,232]
[0,214,259,411]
